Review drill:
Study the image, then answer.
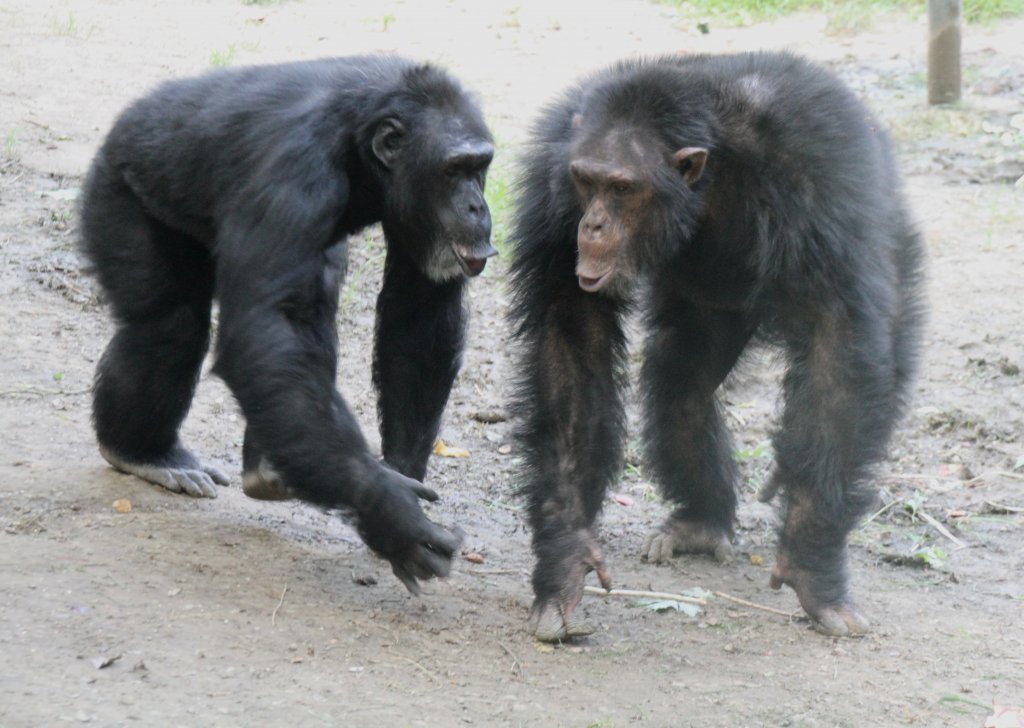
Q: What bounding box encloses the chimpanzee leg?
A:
[769,305,898,636]
[82,164,227,497]
[373,246,466,482]
[515,289,627,642]
[241,241,348,500]
[639,296,755,565]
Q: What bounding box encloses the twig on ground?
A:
[885,470,1024,486]
[583,585,707,606]
[584,585,798,620]
[461,568,521,576]
[392,653,440,683]
[497,640,522,677]
[863,498,901,525]
[917,510,968,550]
[0,385,91,398]
[985,501,1024,514]
[271,585,288,626]
[712,591,798,619]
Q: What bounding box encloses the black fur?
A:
[80,56,495,594]
[509,52,924,638]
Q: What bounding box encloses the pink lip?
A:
[577,270,611,292]
[454,243,497,278]
[459,256,487,277]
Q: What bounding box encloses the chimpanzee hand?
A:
[355,467,463,595]
[529,528,611,642]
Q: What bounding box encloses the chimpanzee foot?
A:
[769,551,870,636]
[241,456,295,501]
[100,444,229,498]
[640,517,734,565]
[530,599,599,642]
[530,529,611,643]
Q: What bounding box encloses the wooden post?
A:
[928,0,962,105]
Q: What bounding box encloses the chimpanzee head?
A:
[373,66,495,282]
[567,73,711,297]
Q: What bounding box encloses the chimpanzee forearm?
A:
[510,289,628,637]
[373,247,467,481]
[214,303,384,510]
[514,291,628,543]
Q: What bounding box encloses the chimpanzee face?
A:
[568,122,707,296]
[374,112,495,282]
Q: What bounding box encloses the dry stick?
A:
[461,568,521,576]
[882,473,943,481]
[712,591,798,619]
[584,585,797,620]
[271,585,288,626]
[886,470,1024,485]
[917,510,968,550]
[497,640,522,676]
[863,498,902,525]
[992,471,1024,482]
[583,585,707,606]
[392,653,440,684]
[986,501,1024,514]
[0,385,91,398]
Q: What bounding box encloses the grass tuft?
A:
[655,0,1023,30]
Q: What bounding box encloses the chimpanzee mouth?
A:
[577,270,612,292]
[453,243,497,278]
[458,255,487,277]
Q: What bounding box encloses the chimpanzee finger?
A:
[391,544,453,591]
[389,470,440,502]
[408,543,454,580]
[409,483,440,503]
[421,523,464,560]
[584,540,611,591]
[391,563,422,596]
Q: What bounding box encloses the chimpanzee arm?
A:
[212,191,461,594]
[508,155,631,637]
[512,284,628,641]
[373,245,467,482]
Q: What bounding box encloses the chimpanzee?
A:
[79,56,496,594]
[508,52,925,641]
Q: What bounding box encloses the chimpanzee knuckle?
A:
[640,532,666,563]
[174,472,201,497]
[564,615,597,638]
[404,553,436,581]
[640,532,656,558]
[813,609,853,637]
[156,471,183,493]
[191,473,219,498]
[415,545,452,579]
[391,564,422,596]
[205,465,231,486]
[714,540,736,564]
[532,603,569,642]
[431,524,463,557]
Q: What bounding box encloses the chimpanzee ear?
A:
[672,147,708,187]
[571,113,583,130]
[372,119,406,168]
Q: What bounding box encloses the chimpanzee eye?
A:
[612,182,630,194]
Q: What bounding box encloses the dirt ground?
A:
[1,1,1022,726]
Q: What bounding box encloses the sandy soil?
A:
[1,1,1022,726]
